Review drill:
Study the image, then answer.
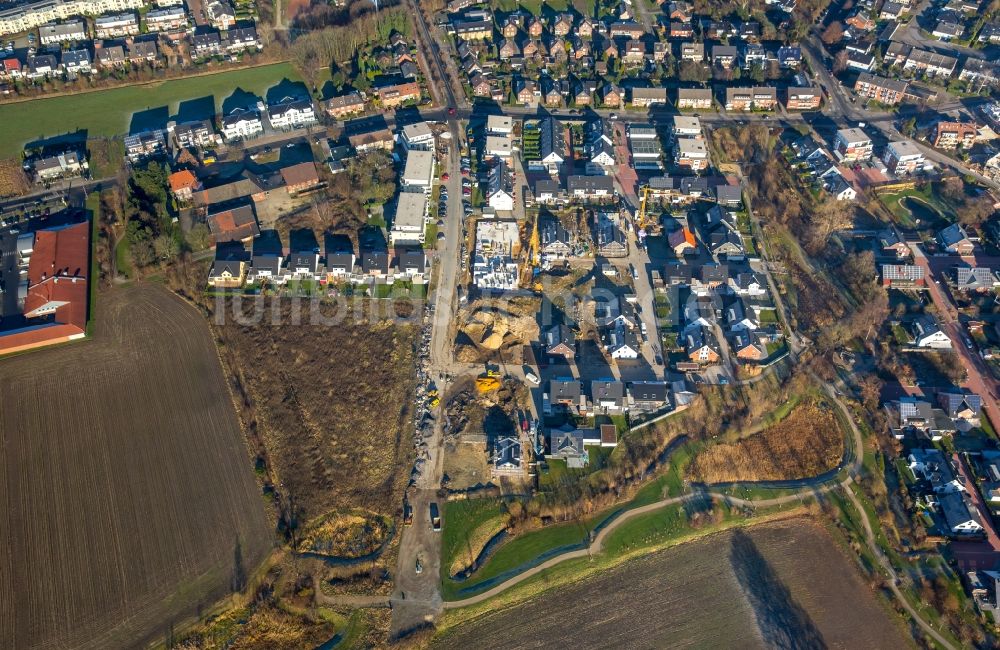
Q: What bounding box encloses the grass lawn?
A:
[115,235,133,280]
[441,499,506,580]
[630,441,698,507]
[758,308,778,324]
[0,62,302,157]
[441,516,591,600]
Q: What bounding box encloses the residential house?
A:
[549,378,584,412]
[686,326,721,363]
[956,266,998,291]
[680,42,704,61]
[549,427,590,468]
[881,263,925,287]
[60,48,91,74]
[192,29,223,58]
[376,81,421,109]
[168,169,201,201]
[591,380,626,414]
[207,258,247,288]
[732,329,766,360]
[486,160,514,211]
[676,87,712,109]
[280,161,320,194]
[207,203,259,243]
[324,92,365,119]
[539,218,571,259]
[544,323,576,358]
[205,0,236,29]
[940,223,974,255]
[268,98,317,130]
[960,58,1000,88]
[903,49,958,77]
[222,107,264,142]
[627,381,669,411]
[725,86,776,111]
[631,86,668,107]
[910,315,953,348]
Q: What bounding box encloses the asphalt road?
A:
[390,122,465,637]
[909,243,1000,432]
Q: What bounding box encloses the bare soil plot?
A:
[0,285,271,650]
[214,299,418,525]
[433,519,911,649]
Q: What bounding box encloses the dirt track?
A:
[0,285,271,649]
[432,519,912,650]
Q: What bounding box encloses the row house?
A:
[25,54,57,79]
[903,48,958,77]
[630,86,667,107]
[677,87,712,109]
[94,12,138,38]
[145,6,187,31]
[61,48,92,74]
[192,29,223,58]
[0,0,145,36]
[854,73,908,105]
[39,20,87,45]
[226,25,261,53]
[725,86,776,111]
[669,21,693,39]
[959,58,1000,88]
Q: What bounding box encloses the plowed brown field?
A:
[0,285,271,650]
[433,518,912,649]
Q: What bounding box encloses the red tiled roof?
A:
[279,161,319,189]
[0,221,89,354]
[169,169,199,193]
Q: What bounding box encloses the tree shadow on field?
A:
[729,529,826,650]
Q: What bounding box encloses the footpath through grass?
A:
[0,62,301,157]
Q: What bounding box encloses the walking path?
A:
[435,378,958,650]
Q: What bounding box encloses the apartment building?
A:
[145,6,187,31]
[834,127,873,161]
[883,140,925,175]
[725,86,777,111]
[933,121,977,149]
[94,12,138,38]
[38,19,86,44]
[784,87,822,110]
[0,0,145,36]
[853,73,908,105]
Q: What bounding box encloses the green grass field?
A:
[441,499,506,580]
[0,62,302,157]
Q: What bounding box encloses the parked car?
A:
[524,371,540,386]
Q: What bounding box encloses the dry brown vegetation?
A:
[433,519,909,649]
[688,400,844,483]
[0,156,30,197]
[0,285,271,650]
[212,298,418,538]
[296,510,392,558]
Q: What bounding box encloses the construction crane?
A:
[520,214,544,292]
